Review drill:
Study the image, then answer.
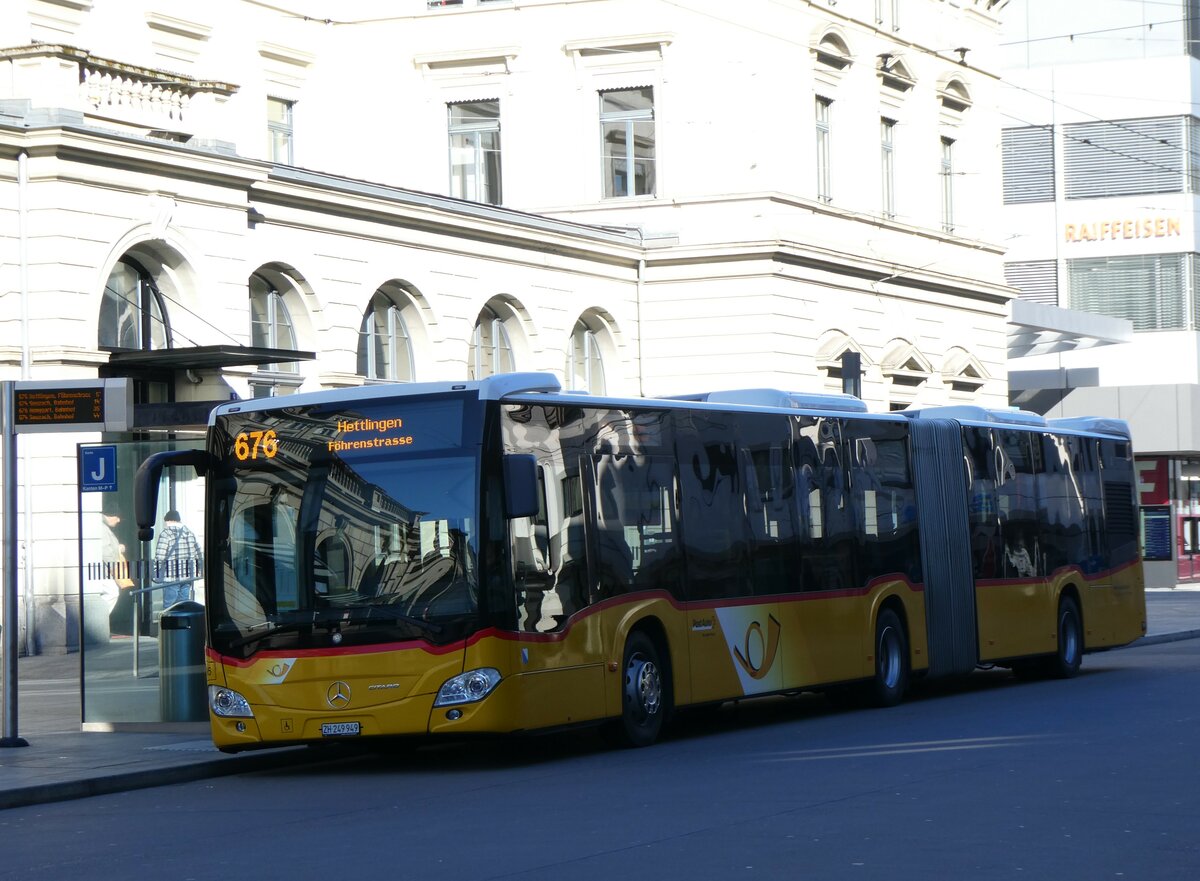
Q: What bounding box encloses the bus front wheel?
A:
[869,608,909,708]
[609,631,667,748]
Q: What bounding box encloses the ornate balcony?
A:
[0,44,237,141]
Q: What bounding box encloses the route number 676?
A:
[234,430,279,461]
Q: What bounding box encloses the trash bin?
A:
[159,601,207,722]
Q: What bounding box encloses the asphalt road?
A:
[1,638,1197,881]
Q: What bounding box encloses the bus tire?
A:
[609,630,668,748]
[1046,595,1083,679]
[869,607,909,708]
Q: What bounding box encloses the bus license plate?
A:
[321,721,360,737]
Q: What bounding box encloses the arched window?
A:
[566,320,606,394]
[939,77,972,113]
[249,272,301,397]
[99,257,170,351]
[469,305,515,379]
[359,290,415,382]
[942,347,988,396]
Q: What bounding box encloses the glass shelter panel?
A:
[79,438,205,725]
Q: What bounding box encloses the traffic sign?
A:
[80,445,118,493]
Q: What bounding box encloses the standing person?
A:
[99,508,127,621]
[154,510,202,609]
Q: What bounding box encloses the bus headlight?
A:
[434,668,501,707]
[209,686,254,718]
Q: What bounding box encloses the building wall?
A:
[1000,0,1200,586]
[0,0,1013,653]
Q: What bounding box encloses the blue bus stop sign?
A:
[80,445,118,493]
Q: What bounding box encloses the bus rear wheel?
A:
[609,630,668,748]
[869,608,909,708]
[1046,595,1083,679]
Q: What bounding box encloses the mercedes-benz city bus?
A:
[135,373,1146,751]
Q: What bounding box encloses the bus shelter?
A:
[78,437,206,728]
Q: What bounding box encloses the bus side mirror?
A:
[133,449,212,541]
[503,454,540,519]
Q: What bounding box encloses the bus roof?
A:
[209,373,1128,439]
[904,405,1132,439]
[660,388,869,412]
[208,373,563,424]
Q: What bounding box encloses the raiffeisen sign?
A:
[1064,215,1183,243]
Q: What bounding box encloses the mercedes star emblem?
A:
[326,680,352,709]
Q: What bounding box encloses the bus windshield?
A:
[208,395,481,658]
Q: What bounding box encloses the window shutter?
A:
[1002,126,1054,203]
[1005,260,1058,305]
[1067,254,1188,330]
[1064,117,1185,199]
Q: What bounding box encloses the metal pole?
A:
[2,381,29,746]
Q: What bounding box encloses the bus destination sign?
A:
[15,387,104,426]
[9,379,132,434]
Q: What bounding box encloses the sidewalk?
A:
[2,587,1199,810]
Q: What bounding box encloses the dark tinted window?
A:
[795,416,856,591]
[1100,438,1139,567]
[996,429,1042,579]
[963,425,1001,580]
[739,413,802,595]
[676,410,750,600]
[845,418,920,584]
[1040,434,1084,575]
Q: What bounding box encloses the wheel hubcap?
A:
[1062,611,1079,664]
[625,653,661,721]
[879,626,901,690]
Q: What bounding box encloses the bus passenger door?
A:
[677,411,786,703]
[510,458,607,729]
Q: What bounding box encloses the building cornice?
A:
[0,44,238,94]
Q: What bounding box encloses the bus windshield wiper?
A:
[225,606,440,652]
[326,603,443,637]
[224,617,313,652]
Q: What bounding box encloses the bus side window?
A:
[795,416,854,591]
[739,413,800,596]
[1076,437,1107,573]
[1099,438,1138,567]
[963,425,1000,580]
[676,410,751,600]
[1039,434,1076,577]
[511,466,550,582]
[997,429,1041,579]
[844,419,918,585]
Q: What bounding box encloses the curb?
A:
[1127,629,1200,648]
[0,746,313,811]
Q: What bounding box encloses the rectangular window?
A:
[816,97,832,203]
[1191,0,1200,62]
[267,97,294,165]
[874,0,900,28]
[1064,116,1192,199]
[940,136,954,233]
[600,87,656,198]
[448,100,502,205]
[881,118,895,219]
[1002,126,1054,203]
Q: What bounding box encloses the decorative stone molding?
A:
[563,33,672,77]
[30,0,93,41]
[258,42,315,92]
[413,46,519,79]
[0,44,237,137]
[146,13,212,67]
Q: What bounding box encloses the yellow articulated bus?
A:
[134,373,1145,751]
